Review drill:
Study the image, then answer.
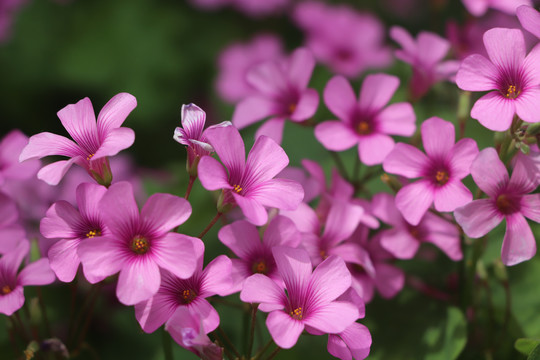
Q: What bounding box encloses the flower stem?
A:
[247,304,258,359]
[264,345,281,360]
[198,212,222,239]
[36,287,52,338]
[328,151,349,182]
[215,325,241,359]
[253,339,274,360]
[162,327,174,360]
[184,176,196,200]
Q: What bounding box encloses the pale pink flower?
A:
[517,5,540,39]
[0,192,25,254]
[462,0,531,16]
[0,130,40,186]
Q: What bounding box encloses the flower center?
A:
[252,260,267,274]
[288,103,297,115]
[434,170,449,186]
[290,307,303,320]
[496,194,520,215]
[232,184,243,193]
[356,121,371,135]
[131,236,149,255]
[409,227,420,239]
[505,85,520,99]
[85,229,101,238]
[86,153,95,161]
[1,285,11,295]
[181,289,197,304]
[319,249,328,260]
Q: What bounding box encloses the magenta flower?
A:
[315,74,416,165]
[218,216,301,291]
[19,93,137,186]
[198,125,304,226]
[454,148,540,266]
[0,192,25,254]
[240,246,358,349]
[293,2,392,77]
[173,103,231,174]
[216,34,285,103]
[135,247,233,334]
[390,26,460,100]
[232,48,319,144]
[383,117,478,225]
[517,5,540,39]
[40,182,108,283]
[0,130,40,186]
[462,0,531,16]
[371,192,462,261]
[0,241,55,316]
[78,181,202,305]
[456,28,540,131]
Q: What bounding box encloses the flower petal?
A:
[100,181,140,238]
[263,215,301,248]
[310,255,351,304]
[37,158,78,186]
[255,117,285,145]
[201,255,234,296]
[240,273,285,306]
[272,246,312,296]
[322,202,364,246]
[266,310,304,349]
[57,97,99,153]
[287,48,315,90]
[433,180,473,213]
[135,289,177,333]
[421,117,455,159]
[456,54,498,91]
[92,127,135,160]
[323,76,356,121]
[470,148,509,197]
[248,178,304,211]
[515,87,540,124]
[422,212,462,261]
[521,194,540,222]
[359,73,399,112]
[117,258,160,305]
[232,96,276,129]
[152,234,201,279]
[314,121,358,151]
[517,5,540,39]
[376,102,416,137]
[204,126,245,179]
[395,180,434,226]
[454,199,503,238]
[373,263,405,299]
[40,201,82,239]
[76,182,107,221]
[218,220,261,259]
[483,28,525,70]
[141,194,192,235]
[328,323,372,360]
[471,92,515,131]
[449,138,479,179]
[180,103,205,140]
[379,229,419,259]
[383,143,428,178]
[78,237,126,282]
[97,93,137,139]
[18,259,56,286]
[47,239,81,283]
[303,301,358,334]
[290,88,319,122]
[501,213,536,266]
[244,135,289,186]
[19,132,82,161]
[0,286,24,316]
[198,156,232,191]
[358,134,395,166]
[233,193,268,226]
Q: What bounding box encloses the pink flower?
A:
[78,181,202,305]
[456,28,540,131]
[454,148,540,266]
[390,26,460,100]
[216,34,285,104]
[315,74,416,165]
[135,246,233,334]
[40,182,108,283]
[371,192,462,261]
[462,0,531,16]
[293,2,392,77]
[217,216,301,291]
[517,5,540,39]
[240,246,358,349]
[19,93,137,186]
[0,130,40,186]
[173,103,231,175]
[383,117,479,225]
[0,241,55,316]
[232,48,319,144]
[0,192,25,254]
[198,125,304,226]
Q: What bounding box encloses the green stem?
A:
[73,283,103,353]
[198,212,222,239]
[328,151,349,182]
[253,339,274,360]
[247,305,258,359]
[215,325,241,359]
[184,176,196,200]
[264,345,281,360]
[162,327,174,360]
[36,287,52,337]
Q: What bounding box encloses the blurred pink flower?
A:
[517,5,540,39]
[461,0,531,16]
[0,130,40,186]
[0,192,25,254]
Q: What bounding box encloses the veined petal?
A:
[248,178,304,211]
[383,143,428,178]
[323,76,356,121]
[263,215,301,249]
[376,102,416,137]
[198,156,232,191]
[37,158,78,186]
[266,310,304,349]
[232,96,275,129]
[470,148,509,197]
[201,255,233,297]
[100,181,139,238]
[521,194,540,222]
[40,201,82,239]
[287,48,315,90]
[92,127,135,160]
[218,220,261,259]
[304,301,358,334]
[244,135,289,186]
[180,103,205,140]
[501,213,536,266]
[471,92,515,132]
[152,234,201,279]
[310,255,351,304]
[97,93,137,139]
[328,323,372,360]
[517,5,540,39]
[272,246,312,296]
[421,117,455,159]
[135,291,178,333]
[47,239,81,283]
[290,88,319,122]
[456,54,498,91]
[233,193,268,226]
[141,194,192,235]
[322,202,364,246]
[515,88,540,124]
[57,97,99,153]
[255,117,285,145]
[483,28,525,70]
[117,258,160,305]
[359,73,399,112]
[18,259,56,286]
[454,199,503,238]
[19,132,82,161]
[509,153,540,193]
[78,236,126,282]
[395,180,434,226]
[76,182,107,221]
[240,273,285,306]
[314,121,358,151]
[204,126,245,179]
[433,180,473,213]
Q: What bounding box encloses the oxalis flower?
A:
[78,181,203,305]
[240,246,359,349]
[517,5,540,39]
[456,28,540,131]
[383,117,479,225]
[454,148,540,266]
[19,93,137,186]
[198,125,304,226]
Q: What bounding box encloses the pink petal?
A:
[263,215,301,248]
[389,26,417,64]
[100,181,140,238]
[328,323,371,360]
[290,88,319,122]
[188,299,220,333]
[240,273,285,306]
[287,48,315,90]
[376,102,416,137]
[524,42,540,86]
[97,93,137,139]
[141,194,192,235]
[314,121,358,151]
[471,92,515,131]
[47,239,81,282]
[462,0,488,16]
[0,192,18,227]
[232,96,275,129]
[37,158,78,186]
[40,201,82,239]
[255,117,285,145]
[422,213,462,261]
[470,148,509,197]
[449,138,479,179]
[421,117,455,159]
[515,88,540,124]
[373,263,405,299]
[204,126,245,177]
[322,202,364,246]
[383,143,428,178]
[280,202,320,234]
[78,237,125,282]
[56,97,99,152]
[454,199,503,238]
[266,310,304,349]
[358,134,395,165]
[521,194,540,222]
[395,180,434,226]
[371,192,403,227]
[116,258,160,305]
[198,156,232,191]
[433,180,473,213]
[201,255,234,296]
[135,291,177,333]
[517,5,540,39]
[272,246,312,295]
[247,61,286,97]
[323,76,356,121]
[501,213,536,266]
[244,135,289,185]
[218,220,261,259]
[0,286,24,316]
[484,28,525,70]
[0,225,25,254]
[304,301,358,334]
[456,54,498,91]
[75,182,107,220]
[358,73,399,112]
[152,234,200,279]
[509,153,540,193]
[92,127,135,159]
[248,179,304,211]
[180,103,205,139]
[417,31,450,65]
[310,255,351,304]
[19,132,82,161]
[233,193,268,226]
[18,259,55,286]
[379,229,419,259]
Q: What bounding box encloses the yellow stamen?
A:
[181,289,197,304]
[290,307,303,320]
[86,153,94,161]
[435,170,449,185]
[506,85,519,99]
[85,229,101,238]
[131,236,149,255]
[357,121,370,135]
[319,250,328,260]
[233,184,243,193]
[252,261,267,274]
[2,285,12,295]
[288,103,297,114]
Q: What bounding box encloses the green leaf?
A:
[515,338,540,356]
[424,307,467,360]
[529,344,540,360]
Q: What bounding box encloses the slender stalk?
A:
[352,156,361,184]
[209,331,233,360]
[162,327,174,360]
[328,151,349,182]
[74,283,103,352]
[253,339,274,360]
[9,315,29,343]
[67,280,78,344]
[216,325,241,359]
[184,176,196,200]
[247,305,258,359]
[36,287,52,337]
[264,345,281,360]
[198,212,222,239]
[14,312,32,342]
